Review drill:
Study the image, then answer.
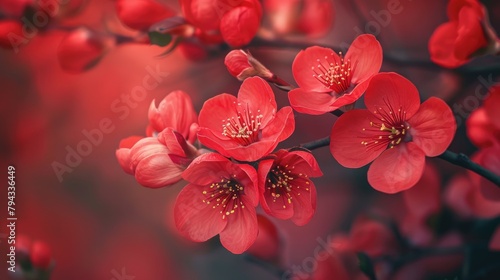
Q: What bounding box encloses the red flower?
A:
[198,77,295,162]
[117,90,200,188]
[330,72,456,193]
[289,34,382,115]
[257,149,322,225]
[57,27,108,73]
[116,0,175,31]
[116,128,199,188]
[181,0,262,47]
[428,0,489,68]
[147,90,198,141]
[174,153,259,254]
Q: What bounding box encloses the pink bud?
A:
[30,241,52,269]
[57,27,107,73]
[116,0,175,30]
[224,50,273,81]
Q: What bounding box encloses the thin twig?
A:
[438,150,500,187]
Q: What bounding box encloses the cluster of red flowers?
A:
[116,33,461,254]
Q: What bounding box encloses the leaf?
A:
[148,31,172,47]
[357,252,377,280]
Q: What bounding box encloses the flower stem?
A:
[300,136,330,150]
[438,150,500,187]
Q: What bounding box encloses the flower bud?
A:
[57,27,108,73]
[116,0,175,31]
[0,20,23,50]
[224,50,273,81]
[30,241,52,269]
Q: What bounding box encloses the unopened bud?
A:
[224,50,273,81]
[57,27,108,73]
[30,241,52,269]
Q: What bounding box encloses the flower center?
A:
[312,52,353,94]
[202,178,245,220]
[266,165,310,209]
[222,103,263,146]
[360,104,412,150]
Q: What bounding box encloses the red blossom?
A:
[289,34,382,115]
[428,0,490,68]
[198,77,295,162]
[180,0,262,47]
[330,72,456,193]
[117,90,200,188]
[174,153,259,254]
[257,149,322,225]
[116,0,175,31]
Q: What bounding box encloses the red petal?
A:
[219,205,258,254]
[290,179,316,226]
[330,110,386,168]
[367,142,426,194]
[409,97,456,157]
[454,7,487,61]
[281,150,323,177]
[428,22,465,68]
[119,135,143,149]
[134,153,183,188]
[288,88,335,115]
[220,5,261,47]
[292,46,336,92]
[157,128,188,157]
[198,93,239,137]
[346,34,383,84]
[224,49,252,77]
[181,153,231,185]
[258,159,294,220]
[297,0,334,37]
[174,183,227,242]
[476,146,500,201]
[364,72,421,120]
[238,77,277,127]
[403,163,441,220]
[262,106,295,143]
[236,163,260,207]
[330,78,371,109]
[148,90,198,139]
[447,0,484,21]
